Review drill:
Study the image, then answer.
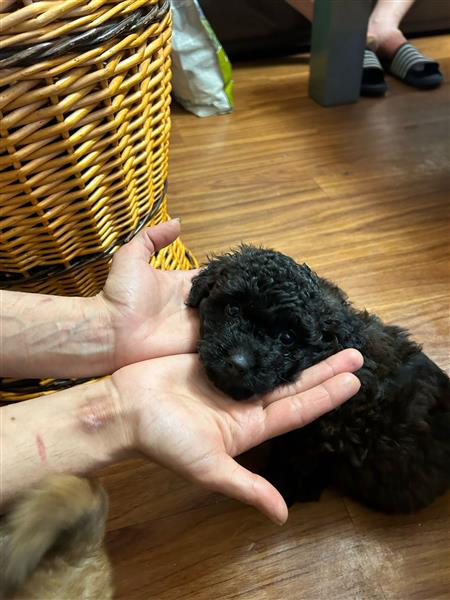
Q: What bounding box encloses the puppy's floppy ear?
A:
[319,318,341,345]
[187,260,224,307]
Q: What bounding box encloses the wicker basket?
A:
[0,0,197,400]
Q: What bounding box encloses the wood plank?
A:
[104,34,450,599]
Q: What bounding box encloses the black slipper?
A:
[382,42,443,89]
[361,49,388,97]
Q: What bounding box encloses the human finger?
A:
[262,372,361,441]
[263,349,363,404]
[195,453,288,525]
[114,220,181,264]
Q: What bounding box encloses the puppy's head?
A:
[188,245,338,399]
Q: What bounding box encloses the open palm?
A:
[112,349,363,524]
[100,221,199,370]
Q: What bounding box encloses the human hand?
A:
[98,220,199,371]
[112,348,363,525]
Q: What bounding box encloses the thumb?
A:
[197,454,288,525]
[114,220,181,264]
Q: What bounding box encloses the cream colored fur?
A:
[0,475,113,599]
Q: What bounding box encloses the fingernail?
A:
[341,373,355,386]
[341,373,361,393]
[269,510,287,526]
[348,348,364,369]
[172,217,181,224]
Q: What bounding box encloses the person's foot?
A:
[361,50,388,97]
[366,28,407,59]
[367,28,443,90]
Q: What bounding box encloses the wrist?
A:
[78,376,137,459]
[48,294,117,378]
[107,367,142,454]
[81,294,117,374]
[94,291,131,373]
[0,377,134,508]
[0,290,116,378]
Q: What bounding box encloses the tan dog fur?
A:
[0,475,113,599]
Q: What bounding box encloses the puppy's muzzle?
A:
[225,351,254,376]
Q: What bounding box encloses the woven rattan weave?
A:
[0,0,197,400]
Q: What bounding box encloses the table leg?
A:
[309,0,372,106]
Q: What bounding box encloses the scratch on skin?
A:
[36,433,46,464]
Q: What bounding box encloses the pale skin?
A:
[286,0,415,56]
[1,220,198,379]
[0,222,363,524]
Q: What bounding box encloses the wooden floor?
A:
[103,36,450,599]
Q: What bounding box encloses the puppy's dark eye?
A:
[225,304,240,317]
[279,330,296,346]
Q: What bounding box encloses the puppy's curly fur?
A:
[187,245,450,513]
[0,475,112,599]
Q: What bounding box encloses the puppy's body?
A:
[0,475,113,599]
[188,246,450,513]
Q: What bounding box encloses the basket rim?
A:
[0,0,170,69]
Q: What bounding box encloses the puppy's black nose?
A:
[226,352,251,375]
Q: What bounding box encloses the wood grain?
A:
[103,35,450,599]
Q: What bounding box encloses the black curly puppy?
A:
[187,245,450,513]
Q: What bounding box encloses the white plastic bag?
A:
[171,0,233,117]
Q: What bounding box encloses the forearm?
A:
[0,378,133,509]
[0,290,114,378]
